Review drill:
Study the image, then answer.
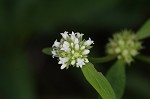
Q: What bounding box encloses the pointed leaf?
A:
[42,47,52,55]
[89,55,116,63]
[106,60,126,99]
[81,62,116,99]
[137,19,150,40]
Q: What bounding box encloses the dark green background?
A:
[0,0,150,99]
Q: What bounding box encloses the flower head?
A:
[106,30,143,64]
[52,31,94,69]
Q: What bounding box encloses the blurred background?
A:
[0,0,150,99]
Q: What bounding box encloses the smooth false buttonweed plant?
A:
[42,31,117,99]
[51,31,94,69]
[106,30,143,64]
[42,19,150,99]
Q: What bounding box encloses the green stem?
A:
[135,54,150,64]
[89,55,116,63]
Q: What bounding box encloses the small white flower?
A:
[51,31,94,69]
[118,40,124,46]
[84,58,89,63]
[82,50,90,55]
[130,49,138,56]
[61,41,70,52]
[106,30,142,64]
[84,38,94,46]
[122,49,128,57]
[60,31,69,40]
[63,41,70,48]
[76,58,85,68]
[61,64,67,69]
[75,44,79,50]
[71,50,75,54]
[51,50,57,58]
[74,38,79,44]
[71,60,76,65]
[58,57,69,65]
[81,46,85,50]
[76,32,84,38]
[52,39,60,47]
[115,47,121,53]
[70,31,76,41]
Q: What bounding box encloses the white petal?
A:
[63,57,69,63]
[61,64,67,69]
[84,58,89,63]
[117,55,122,59]
[51,50,57,58]
[71,31,76,41]
[61,41,70,51]
[84,38,94,46]
[76,58,85,68]
[122,49,128,57]
[58,60,62,64]
[76,63,80,67]
[118,40,124,46]
[80,64,84,68]
[75,44,79,50]
[81,46,85,50]
[60,31,69,39]
[63,41,70,47]
[130,49,138,56]
[71,60,75,65]
[71,43,74,47]
[74,38,79,44]
[59,57,69,64]
[72,50,75,54]
[115,47,121,53]
[66,48,71,53]
[76,32,84,38]
[82,50,90,55]
[52,39,60,47]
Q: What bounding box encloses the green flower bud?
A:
[106,30,143,64]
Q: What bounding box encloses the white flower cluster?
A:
[52,31,94,69]
[106,30,142,64]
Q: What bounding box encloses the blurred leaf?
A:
[106,60,126,99]
[0,50,36,99]
[127,71,150,99]
[135,54,150,64]
[89,55,116,63]
[42,47,52,55]
[137,19,150,40]
[81,62,116,99]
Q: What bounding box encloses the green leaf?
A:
[106,60,126,99]
[89,55,116,63]
[81,62,116,99]
[42,47,52,55]
[135,54,150,64]
[136,19,150,40]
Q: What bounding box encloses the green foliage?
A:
[106,60,126,99]
[42,47,52,55]
[127,71,150,99]
[137,19,150,40]
[0,50,36,99]
[81,62,116,99]
[89,55,116,63]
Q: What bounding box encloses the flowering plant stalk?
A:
[42,19,150,99]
